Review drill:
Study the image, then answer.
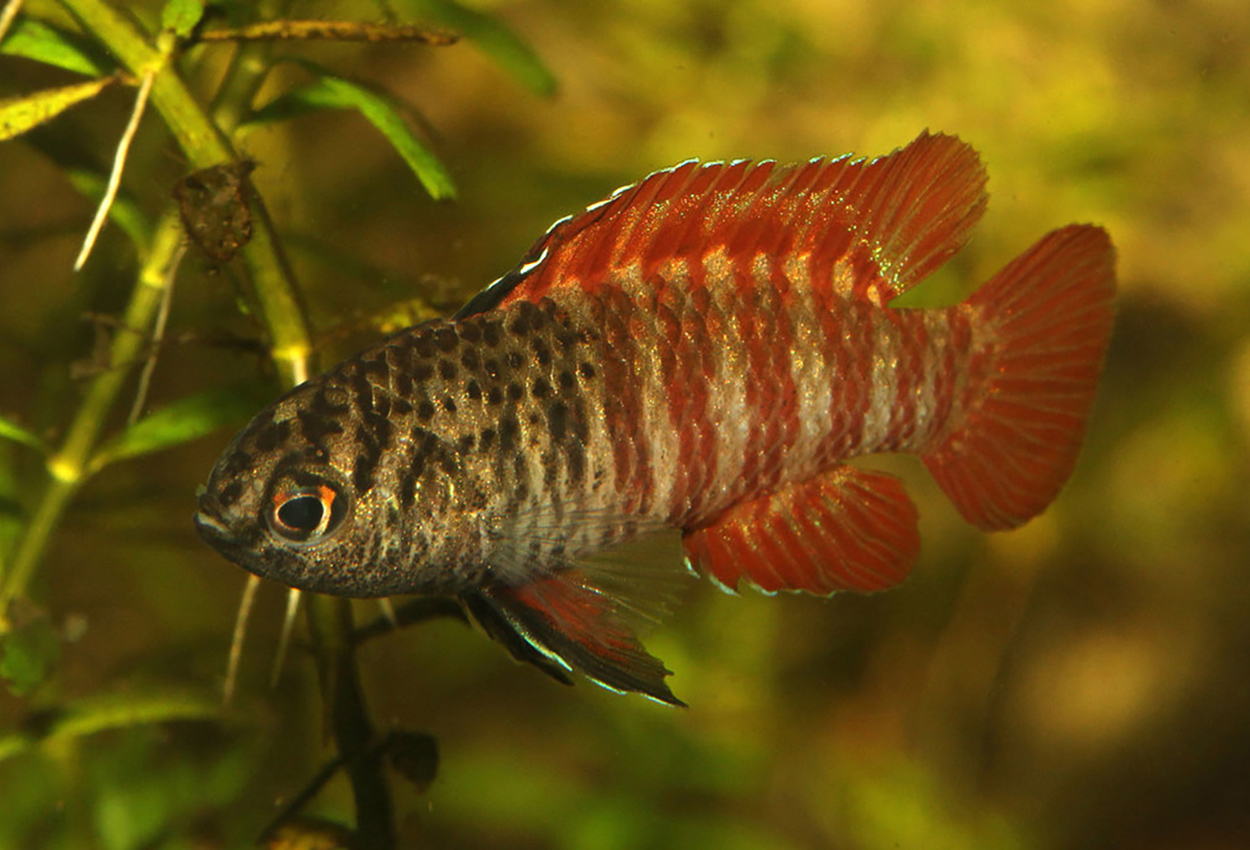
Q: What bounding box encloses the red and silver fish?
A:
[195,132,1116,705]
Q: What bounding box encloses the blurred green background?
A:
[2,0,1249,847]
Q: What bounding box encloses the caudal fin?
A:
[924,225,1116,530]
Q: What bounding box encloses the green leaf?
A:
[248,66,457,201]
[160,0,205,38]
[0,689,221,763]
[0,615,59,697]
[0,413,45,453]
[0,75,118,142]
[0,17,115,76]
[89,386,265,472]
[399,0,557,96]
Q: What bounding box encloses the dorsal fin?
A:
[456,131,987,318]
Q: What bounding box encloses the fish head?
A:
[194,376,469,598]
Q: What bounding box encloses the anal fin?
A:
[682,466,920,595]
[464,568,684,707]
[461,591,575,688]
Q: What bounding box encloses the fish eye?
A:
[278,494,323,531]
[268,482,347,543]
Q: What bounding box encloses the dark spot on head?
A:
[353,453,376,492]
[392,371,414,398]
[217,479,244,508]
[438,360,457,381]
[528,412,541,425]
[487,387,503,405]
[466,380,482,401]
[372,394,391,420]
[443,397,457,413]
[350,372,373,412]
[512,457,529,502]
[557,370,575,391]
[566,442,586,484]
[434,327,459,352]
[460,348,481,371]
[530,339,551,365]
[457,434,476,453]
[298,408,343,445]
[311,388,349,416]
[413,361,434,383]
[507,382,524,402]
[549,401,569,442]
[520,300,546,330]
[499,417,519,452]
[417,399,436,420]
[483,321,502,347]
[555,330,579,351]
[413,333,435,359]
[358,354,388,379]
[410,436,431,480]
[393,397,412,415]
[479,428,496,451]
[399,469,416,507]
[532,378,551,399]
[250,422,280,455]
[457,321,482,344]
[578,362,596,380]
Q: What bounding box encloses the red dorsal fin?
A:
[682,466,920,595]
[924,225,1116,529]
[456,132,987,318]
[467,570,684,706]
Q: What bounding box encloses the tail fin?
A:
[924,225,1116,530]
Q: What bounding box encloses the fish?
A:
[194,132,1116,706]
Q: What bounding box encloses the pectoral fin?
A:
[683,466,920,595]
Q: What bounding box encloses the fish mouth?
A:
[193,509,228,540]
[193,490,243,556]
[194,508,269,582]
[193,509,242,561]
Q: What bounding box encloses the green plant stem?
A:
[56,0,312,387]
[307,595,395,850]
[27,4,393,840]
[0,212,184,621]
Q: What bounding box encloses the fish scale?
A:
[196,132,1116,705]
[554,278,962,530]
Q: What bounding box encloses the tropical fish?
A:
[195,132,1116,706]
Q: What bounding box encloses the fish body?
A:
[196,133,1116,704]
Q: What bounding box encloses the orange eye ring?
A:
[269,483,344,542]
